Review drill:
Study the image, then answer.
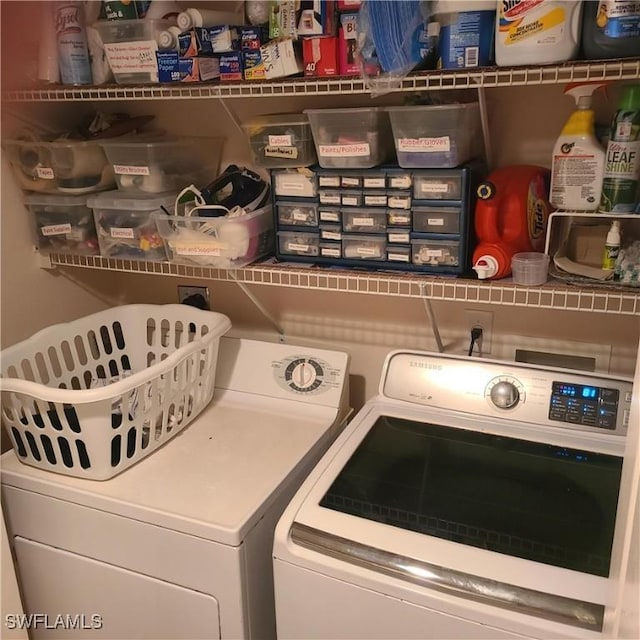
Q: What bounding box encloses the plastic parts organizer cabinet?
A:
[0,305,231,480]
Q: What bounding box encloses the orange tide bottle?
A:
[472,165,553,280]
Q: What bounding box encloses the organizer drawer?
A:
[412,239,460,266]
[413,206,461,234]
[277,201,319,227]
[387,245,411,263]
[413,171,464,201]
[342,209,387,233]
[278,231,320,256]
[342,235,386,260]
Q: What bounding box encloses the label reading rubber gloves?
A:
[499,1,566,46]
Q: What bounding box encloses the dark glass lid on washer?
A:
[320,415,623,578]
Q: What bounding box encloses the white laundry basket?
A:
[0,305,231,480]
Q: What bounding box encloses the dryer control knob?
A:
[490,380,520,409]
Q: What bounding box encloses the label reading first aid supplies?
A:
[175,244,221,256]
[499,1,567,46]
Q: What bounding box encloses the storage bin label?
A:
[321,247,341,257]
[268,135,293,146]
[426,249,443,256]
[110,227,135,239]
[36,167,55,179]
[320,210,340,222]
[342,177,360,187]
[320,194,340,204]
[322,230,342,240]
[175,244,221,256]
[353,217,374,227]
[389,232,410,243]
[41,223,71,236]
[278,181,304,192]
[319,176,341,187]
[428,218,445,226]
[364,195,387,206]
[319,143,370,157]
[265,145,299,159]
[293,210,309,221]
[398,137,451,152]
[421,182,450,193]
[357,246,378,256]
[342,196,359,206]
[287,242,310,252]
[364,177,386,188]
[388,251,409,262]
[389,176,411,189]
[103,40,159,75]
[114,165,150,176]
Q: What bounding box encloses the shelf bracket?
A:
[475,85,493,170]
[420,285,444,353]
[228,271,286,341]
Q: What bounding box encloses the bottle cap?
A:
[619,85,640,111]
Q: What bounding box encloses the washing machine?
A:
[273,349,633,640]
[1,337,350,640]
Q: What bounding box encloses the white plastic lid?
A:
[23,193,91,206]
[473,255,499,279]
[86,190,177,211]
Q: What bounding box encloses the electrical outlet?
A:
[178,286,210,310]
[463,309,493,354]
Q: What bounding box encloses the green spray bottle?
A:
[600,84,640,213]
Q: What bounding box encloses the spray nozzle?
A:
[564,82,608,109]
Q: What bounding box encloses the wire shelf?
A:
[4,59,640,102]
[47,253,640,316]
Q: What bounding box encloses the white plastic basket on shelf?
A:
[0,305,231,480]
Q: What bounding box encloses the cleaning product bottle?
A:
[602,220,621,270]
[550,82,607,212]
[472,165,552,280]
[582,1,640,60]
[495,0,583,66]
[600,84,640,213]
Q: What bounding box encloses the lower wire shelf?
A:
[46,252,640,316]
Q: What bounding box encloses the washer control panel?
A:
[550,382,620,430]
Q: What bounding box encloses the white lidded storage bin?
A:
[0,305,231,480]
[24,193,100,256]
[3,138,115,194]
[155,204,274,268]
[305,107,395,169]
[242,114,317,168]
[387,103,481,168]
[88,190,174,261]
[100,135,223,194]
[93,19,173,84]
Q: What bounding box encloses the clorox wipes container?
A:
[495,0,584,66]
[472,166,553,280]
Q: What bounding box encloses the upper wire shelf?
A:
[4,59,640,102]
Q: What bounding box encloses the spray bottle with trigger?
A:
[549,81,608,212]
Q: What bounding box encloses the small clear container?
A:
[24,194,99,256]
[88,190,174,261]
[387,245,411,262]
[388,229,411,244]
[273,169,318,198]
[100,135,223,194]
[278,231,320,257]
[413,171,464,200]
[387,191,412,209]
[511,252,550,286]
[387,172,412,190]
[276,201,319,227]
[319,208,341,224]
[341,191,363,207]
[305,107,394,169]
[387,210,411,227]
[3,139,115,194]
[342,235,386,261]
[412,239,460,266]
[413,206,461,234]
[93,19,172,84]
[387,103,481,169]
[320,242,342,258]
[156,205,274,268]
[242,114,317,168]
[342,209,387,233]
[319,190,342,206]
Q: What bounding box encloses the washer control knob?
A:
[490,380,521,410]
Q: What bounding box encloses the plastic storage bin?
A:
[156,204,274,268]
[89,190,174,261]
[242,114,317,168]
[277,201,319,227]
[24,194,99,256]
[413,170,464,200]
[278,231,320,256]
[342,209,387,233]
[272,169,318,198]
[0,304,231,480]
[305,107,395,169]
[93,19,173,84]
[413,206,461,234]
[3,139,115,194]
[343,235,386,260]
[387,103,481,168]
[100,136,223,194]
[412,239,460,266]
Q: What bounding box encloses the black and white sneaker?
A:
[201,165,270,214]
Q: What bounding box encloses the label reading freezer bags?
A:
[319,143,370,157]
[110,227,135,239]
[114,165,150,176]
[265,145,299,159]
[175,244,221,256]
[268,134,292,146]
[103,40,159,75]
[41,223,72,236]
[36,167,55,179]
[398,137,451,152]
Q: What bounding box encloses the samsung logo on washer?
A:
[409,360,442,371]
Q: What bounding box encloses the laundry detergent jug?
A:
[472,165,553,280]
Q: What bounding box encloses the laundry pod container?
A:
[305,107,395,169]
[23,193,100,255]
[100,135,223,194]
[387,103,482,168]
[88,190,175,261]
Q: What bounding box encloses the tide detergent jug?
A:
[472,166,553,280]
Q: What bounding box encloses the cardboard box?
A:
[269,0,299,39]
[244,51,266,80]
[338,12,359,76]
[303,37,338,76]
[337,0,361,10]
[553,223,613,281]
[261,39,303,79]
[240,26,268,50]
[179,28,213,57]
[219,52,243,81]
[156,52,220,83]
[297,1,337,36]
[209,25,240,53]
